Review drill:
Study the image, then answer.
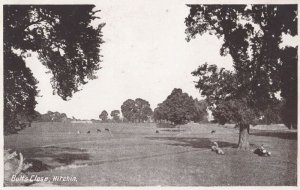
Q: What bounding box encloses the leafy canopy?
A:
[4,5,105,100]
[4,50,38,134]
[121,98,153,122]
[154,88,207,125]
[4,5,105,133]
[99,110,109,122]
[187,5,297,126]
[111,110,121,122]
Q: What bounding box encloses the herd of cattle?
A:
[77,128,110,134]
[76,128,114,137]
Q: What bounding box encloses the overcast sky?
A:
[24,1,296,119]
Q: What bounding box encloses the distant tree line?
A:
[98,88,209,125]
[99,110,121,122]
[99,98,153,123]
[34,111,71,122]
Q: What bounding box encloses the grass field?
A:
[4,122,297,186]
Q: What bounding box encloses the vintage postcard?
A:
[1,0,298,189]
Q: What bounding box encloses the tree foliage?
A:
[280,47,297,129]
[99,110,109,122]
[4,5,105,134]
[110,110,121,122]
[4,50,39,134]
[186,4,297,149]
[135,98,153,122]
[260,101,283,125]
[194,99,209,123]
[121,99,137,122]
[186,5,297,118]
[34,111,69,122]
[121,98,153,122]
[154,88,207,125]
[191,64,259,126]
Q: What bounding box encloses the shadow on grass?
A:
[145,137,236,149]
[160,129,185,132]
[250,130,297,140]
[17,146,90,172]
[24,159,52,172]
[156,123,175,128]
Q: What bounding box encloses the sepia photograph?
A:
[2,0,298,187]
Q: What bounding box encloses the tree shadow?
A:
[52,153,90,165]
[145,137,236,149]
[160,129,185,132]
[250,130,297,140]
[16,146,90,172]
[24,159,52,172]
[156,123,175,128]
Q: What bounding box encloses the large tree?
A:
[4,5,105,134]
[121,99,137,122]
[153,103,168,123]
[121,98,153,122]
[186,5,297,149]
[154,88,207,125]
[135,98,153,122]
[4,50,38,134]
[280,47,297,129]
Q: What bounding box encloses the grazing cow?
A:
[211,142,225,155]
[105,128,109,132]
[87,131,90,134]
[156,130,159,134]
[97,129,101,133]
[211,130,216,134]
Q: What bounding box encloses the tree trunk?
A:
[237,123,250,150]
